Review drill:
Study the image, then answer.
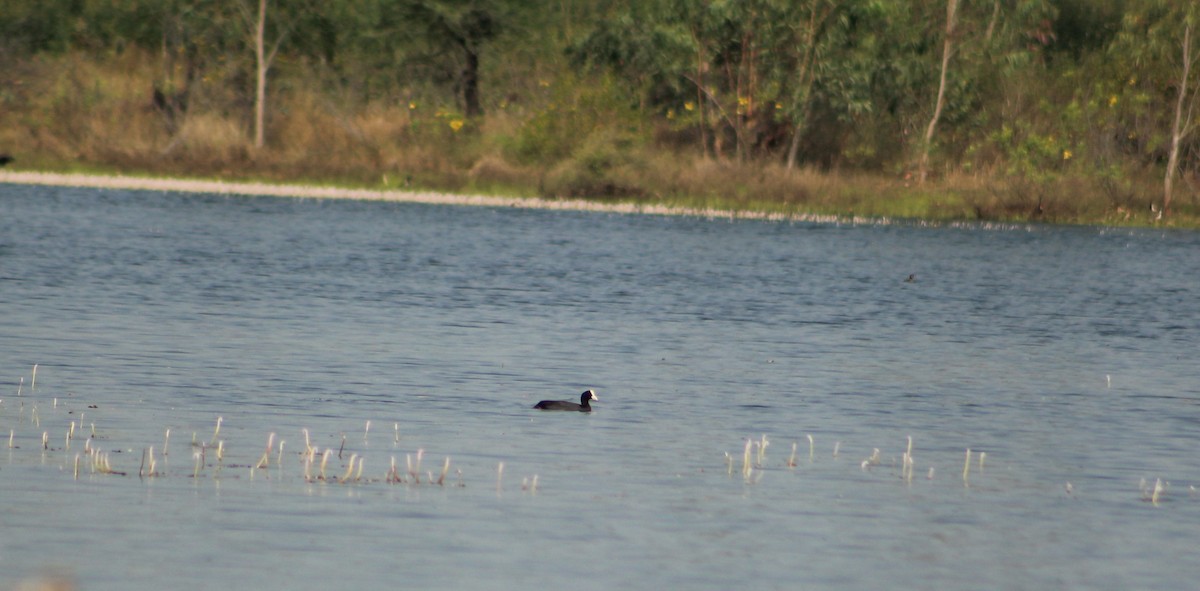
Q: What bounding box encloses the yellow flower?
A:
[409,102,417,110]
[449,119,464,132]
[1108,95,1118,107]
[538,80,550,87]
[1062,149,1072,161]
[666,109,676,120]
[737,96,749,107]
[684,101,695,111]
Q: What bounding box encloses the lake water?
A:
[1,184,1198,590]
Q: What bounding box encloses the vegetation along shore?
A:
[0,0,1197,228]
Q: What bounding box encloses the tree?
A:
[783,0,838,169]
[247,0,294,149]
[1164,14,1199,216]
[397,0,505,119]
[1113,1,1200,217]
[917,0,958,184]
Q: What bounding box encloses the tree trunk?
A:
[463,48,482,118]
[785,2,827,170]
[918,0,958,184]
[1165,21,1194,217]
[254,0,267,149]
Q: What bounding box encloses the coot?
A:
[533,389,597,412]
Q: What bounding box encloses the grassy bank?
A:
[1,50,1195,228]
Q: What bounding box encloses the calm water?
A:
[1,184,1198,590]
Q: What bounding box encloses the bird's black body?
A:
[533,390,597,412]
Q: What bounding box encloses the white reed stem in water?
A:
[339,454,358,483]
[210,417,222,445]
[256,433,275,469]
[962,449,971,484]
[807,434,815,462]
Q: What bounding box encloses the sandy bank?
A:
[0,170,848,223]
[0,170,868,225]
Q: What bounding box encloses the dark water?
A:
[1,184,1198,590]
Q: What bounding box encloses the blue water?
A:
[1,184,1198,590]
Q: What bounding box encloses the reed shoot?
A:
[807,433,815,462]
[210,416,222,445]
[256,433,275,469]
[339,454,357,483]
[963,449,971,484]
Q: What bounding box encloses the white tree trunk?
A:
[918,0,958,184]
[1165,22,1194,217]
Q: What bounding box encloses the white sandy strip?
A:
[0,170,863,224]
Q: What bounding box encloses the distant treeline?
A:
[1,0,1197,221]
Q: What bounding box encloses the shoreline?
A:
[0,169,854,224]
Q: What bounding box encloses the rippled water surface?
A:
[1,184,1198,590]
